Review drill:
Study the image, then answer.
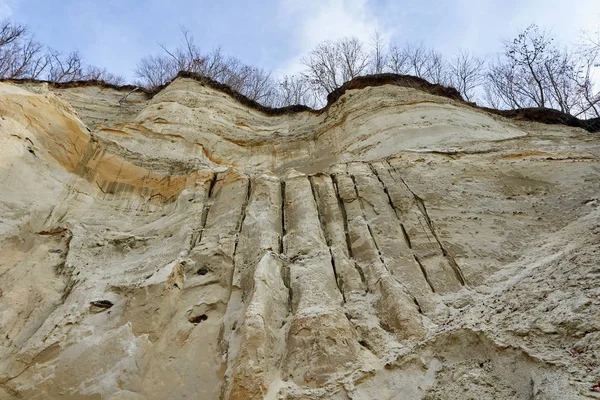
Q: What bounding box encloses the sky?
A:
[1,0,599,82]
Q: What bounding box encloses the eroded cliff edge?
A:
[0,77,599,399]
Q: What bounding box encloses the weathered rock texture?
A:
[0,77,599,399]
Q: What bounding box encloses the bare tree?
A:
[575,26,600,117]
[385,43,449,84]
[302,37,369,94]
[484,24,599,116]
[133,23,600,113]
[301,40,340,93]
[338,37,370,80]
[387,44,411,74]
[0,21,26,47]
[505,24,551,107]
[543,48,579,113]
[425,50,448,84]
[46,50,84,82]
[485,56,531,109]
[568,47,600,118]
[134,27,278,102]
[134,54,177,88]
[274,74,320,107]
[158,26,202,73]
[238,66,276,105]
[485,26,553,109]
[84,65,125,85]
[448,49,485,101]
[1,20,124,85]
[370,31,387,74]
[196,48,234,82]
[581,25,600,57]
[405,44,448,84]
[0,20,47,79]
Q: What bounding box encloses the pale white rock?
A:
[0,78,598,399]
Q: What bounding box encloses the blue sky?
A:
[2,0,599,82]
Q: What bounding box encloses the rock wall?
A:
[0,78,599,399]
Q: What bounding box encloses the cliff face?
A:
[0,78,599,400]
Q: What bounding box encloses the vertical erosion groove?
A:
[368,163,398,218]
[413,193,467,286]
[308,175,346,302]
[307,176,329,247]
[349,171,424,314]
[55,229,76,302]
[229,176,251,287]
[279,180,286,255]
[384,158,403,180]
[331,173,366,286]
[349,172,391,277]
[400,224,412,249]
[413,255,435,293]
[218,176,251,400]
[194,172,218,248]
[396,174,468,287]
[280,180,292,312]
[349,173,386,266]
[331,174,353,258]
[207,171,218,198]
[369,162,414,249]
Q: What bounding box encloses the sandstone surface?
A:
[0,77,599,399]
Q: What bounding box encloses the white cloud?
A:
[275,0,389,76]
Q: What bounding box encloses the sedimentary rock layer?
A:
[0,78,598,399]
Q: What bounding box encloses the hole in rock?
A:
[189,314,208,324]
[90,300,113,309]
[197,268,209,275]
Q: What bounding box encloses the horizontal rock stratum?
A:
[0,76,599,399]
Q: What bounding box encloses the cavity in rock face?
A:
[0,78,598,400]
[90,300,114,311]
